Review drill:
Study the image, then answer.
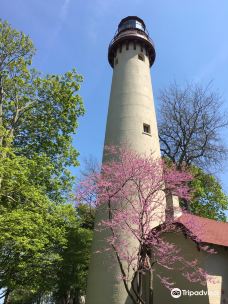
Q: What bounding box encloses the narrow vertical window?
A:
[115,58,118,66]
[138,53,145,62]
[143,123,151,134]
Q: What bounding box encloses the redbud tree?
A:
[76,147,214,304]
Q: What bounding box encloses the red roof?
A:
[176,213,228,247]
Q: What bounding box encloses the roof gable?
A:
[175,214,228,247]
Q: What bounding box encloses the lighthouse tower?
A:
[86,16,166,304]
[104,16,160,156]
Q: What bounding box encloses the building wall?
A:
[153,232,228,304]
[204,245,228,304]
[103,42,161,157]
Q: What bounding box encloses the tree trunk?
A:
[149,269,153,304]
[3,289,11,304]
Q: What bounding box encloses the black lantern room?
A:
[108,16,156,68]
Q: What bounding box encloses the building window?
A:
[143,123,151,134]
[138,53,145,62]
[115,58,118,65]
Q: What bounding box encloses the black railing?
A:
[109,28,154,50]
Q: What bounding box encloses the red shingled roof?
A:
[176,213,228,247]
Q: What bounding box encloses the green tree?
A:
[53,222,93,304]
[0,147,78,302]
[76,203,95,230]
[187,167,228,222]
[7,204,93,304]
[0,19,85,202]
[0,19,87,303]
[50,204,94,304]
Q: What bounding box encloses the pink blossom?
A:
[76,146,214,303]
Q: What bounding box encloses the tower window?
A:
[143,123,151,134]
[138,53,145,62]
[115,58,118,65]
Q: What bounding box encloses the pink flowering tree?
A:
[76,146,215,304]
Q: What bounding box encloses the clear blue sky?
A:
[2,0,228,193]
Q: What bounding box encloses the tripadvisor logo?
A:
[171,288,181,298]
[171,288,219,298]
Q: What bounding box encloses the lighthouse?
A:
[104,16,160,156]
[86,16,166,304]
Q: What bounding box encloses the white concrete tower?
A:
[86,16,164,304]
[105,16,160,156]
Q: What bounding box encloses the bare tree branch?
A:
[158,82,228,171]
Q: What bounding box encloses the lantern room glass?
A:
[118,19,145,32]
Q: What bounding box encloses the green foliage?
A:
[51,204,94,302]
[0,19,34,73]
[76,203,95,230]
[0,147,78,295]
[0,19,89,303]
[0,19,85,203]
[6,203,93,303]
[181,167,228,221]
[53,223,93,303]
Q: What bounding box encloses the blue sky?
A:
[2,0,228,192]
